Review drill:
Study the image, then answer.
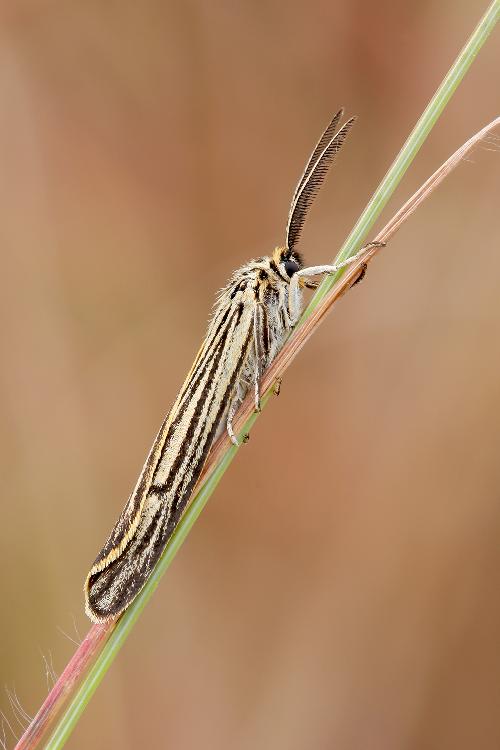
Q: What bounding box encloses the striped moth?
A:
[84,109,368,622]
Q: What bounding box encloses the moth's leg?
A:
[227,303,264,444]
[348,242,385,286]
[274,377,282,396]
[361,240,386,252]
[288,273,299,325]
[296,241,385,283]
[253,305,263,412]
[226,392,241,447]
[351,262,367,287]
[274,283,290,330]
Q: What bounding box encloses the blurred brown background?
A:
[1,2,499,748]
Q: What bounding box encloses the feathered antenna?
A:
[286,111,356,252]
[288,109,344,214]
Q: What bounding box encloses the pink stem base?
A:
[14,623,113,750]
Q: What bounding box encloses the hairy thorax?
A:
[213,256,303,438]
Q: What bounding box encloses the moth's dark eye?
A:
[284,259,299,277]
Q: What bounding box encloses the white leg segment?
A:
[297,243,381,283]
[226,396,240,446]
[253,306,261,411]
[288,273,302,325]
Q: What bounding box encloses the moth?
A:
[85,108,368,622]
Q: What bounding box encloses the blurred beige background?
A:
[1,2,499,748]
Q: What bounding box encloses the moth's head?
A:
[272,247,303,280]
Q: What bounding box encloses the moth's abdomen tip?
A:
[84,573,122,623]
[85,604,104,624]
[84,595,119,624]
[84,587,107,623]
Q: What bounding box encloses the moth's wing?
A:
[83,410,174,621]
[85,418,168,572]
[286,116,356,252]
[85,481,171,622]
[83,301,231,584]
[84,297,256,622]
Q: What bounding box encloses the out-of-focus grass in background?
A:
[0,2,499,748]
